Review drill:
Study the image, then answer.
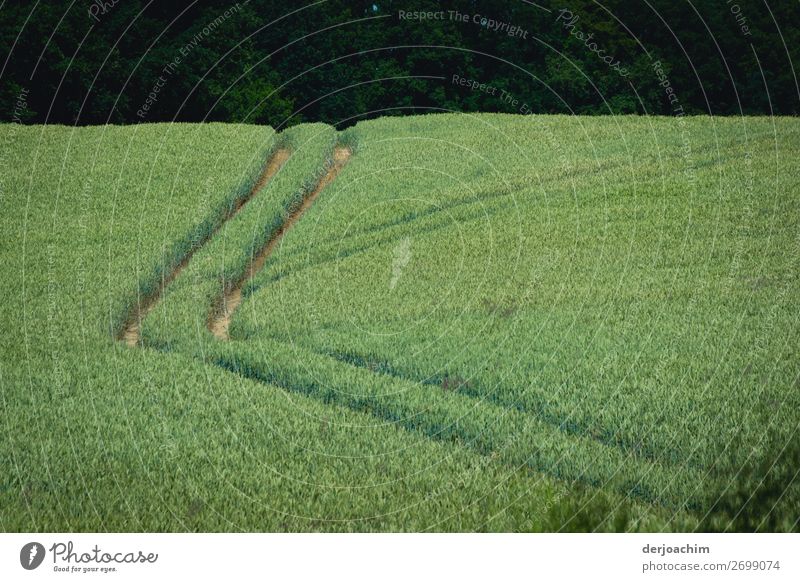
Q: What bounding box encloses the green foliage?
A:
[1,119,678,531]
[142,122,338,348]
[227,113,800,520]
[2,113,798,532]
[1,1,797,125]
[700,436,800,532]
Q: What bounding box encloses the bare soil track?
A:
[117,148,291,347]
[208,146,351,340]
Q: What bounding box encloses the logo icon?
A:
[20,542,45,570]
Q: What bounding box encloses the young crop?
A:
[3,114,798,532]
[230,113,800,522]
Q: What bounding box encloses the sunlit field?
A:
[2,114,798,531]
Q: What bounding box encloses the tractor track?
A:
[208,146,351,340]
[117,147,291,347]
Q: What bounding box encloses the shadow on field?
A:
[700,436,799,532]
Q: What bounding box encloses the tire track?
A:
[209,146,351,340]
[118,148,291,347]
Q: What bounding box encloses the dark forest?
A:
[2,1,798,126]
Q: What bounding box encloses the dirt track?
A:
[208,146,351,340]
[118,148,291,347]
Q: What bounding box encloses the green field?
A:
[1,114,798,532]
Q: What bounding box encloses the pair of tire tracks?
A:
[118,145,349,346]
[208,146,351,339]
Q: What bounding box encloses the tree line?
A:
[1,0,797,127]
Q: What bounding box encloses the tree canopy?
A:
[1,0,797,126]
